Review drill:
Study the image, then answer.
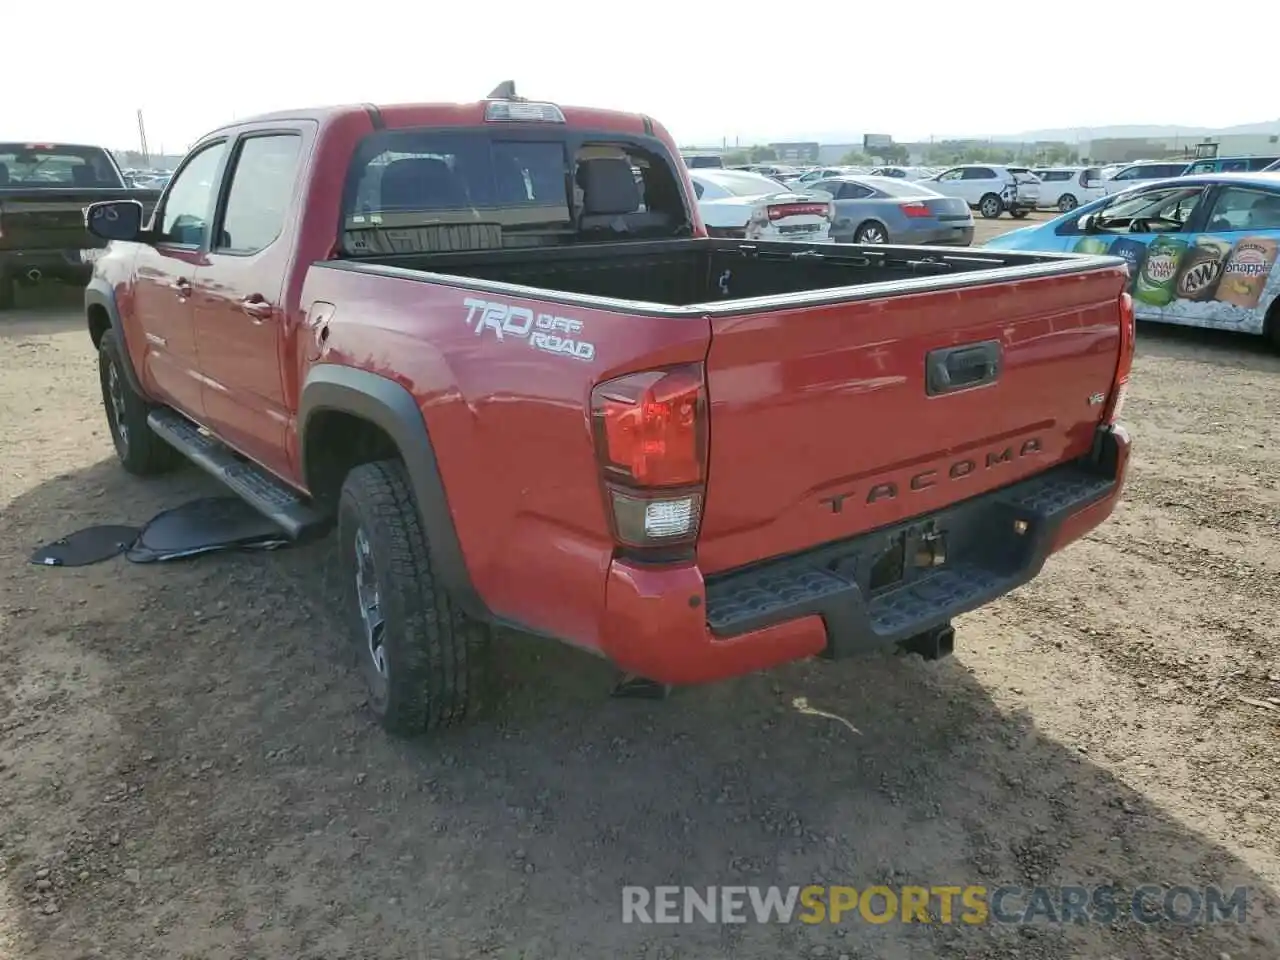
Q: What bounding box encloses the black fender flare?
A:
[298,365,488,622]
[85,280,147,398]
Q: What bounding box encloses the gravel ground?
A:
[1,254,1278,959]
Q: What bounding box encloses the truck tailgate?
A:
[697,269,1127,574]
[0,189,159,252]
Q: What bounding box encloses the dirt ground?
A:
[2,233,1278,958]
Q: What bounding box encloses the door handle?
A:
[239,296,274,322]
[925,340,1002,396]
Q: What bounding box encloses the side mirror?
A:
[85,200,145,242]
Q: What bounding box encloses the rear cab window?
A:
[340,128,689,255]
[0,143,125,188]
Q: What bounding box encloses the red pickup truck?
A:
[83,85,1134,736]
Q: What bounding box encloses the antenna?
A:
[487,80,518,100]
[136,109,150,166]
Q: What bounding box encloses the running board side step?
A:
[147,408,328,539]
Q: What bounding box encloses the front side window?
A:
[159,141,228,245]
[1092,186,1205,233]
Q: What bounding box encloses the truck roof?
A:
[207,99,657,139]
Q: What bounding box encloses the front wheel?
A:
[1058,193,1079,212]
[337,459,492,736]
[98,330,182,475]
[978,194,1003,219]
[854,222,888,244]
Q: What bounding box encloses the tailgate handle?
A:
[926,340,1001,396]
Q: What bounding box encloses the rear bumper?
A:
[0,248,97,283]
[599,425,1130,685]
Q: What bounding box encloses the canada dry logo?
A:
[462,297,596,362]
[1143,254,1178,283]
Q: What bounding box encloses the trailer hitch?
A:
[896,622,956,661]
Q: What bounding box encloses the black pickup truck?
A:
[0,143,161,309]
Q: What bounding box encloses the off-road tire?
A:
[337,459,492,736]
[979,194,1003,219]
[98,330,182,475]
[1058,193,1079,212]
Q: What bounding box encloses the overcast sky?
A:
[9,3,1279,153]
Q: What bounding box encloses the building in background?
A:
[767,142,821,163]
[1083,132,1280,163]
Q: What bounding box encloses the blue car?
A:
[983,172,1280,348]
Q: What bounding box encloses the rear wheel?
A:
[854,221,888,244]
[1058,193,1079,212]
[337,459,492,736]
[979,194,1003,219]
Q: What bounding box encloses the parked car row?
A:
[686,168,978,246]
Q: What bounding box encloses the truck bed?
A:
[328,237,1112,312]
[312,236,1129,585]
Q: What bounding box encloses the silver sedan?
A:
[805,175,976,246]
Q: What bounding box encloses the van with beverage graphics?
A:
[982,171,1280,348]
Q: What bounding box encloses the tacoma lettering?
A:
[819,438,1043,513]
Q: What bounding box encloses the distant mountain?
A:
[992,119,1280,143]
[683,119,1280,149]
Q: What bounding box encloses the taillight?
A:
[590,364,708,549]
[1104,292,1135,425]
[900,202,932,218]
[767,202,827,221]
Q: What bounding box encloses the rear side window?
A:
[216,134,302,255]
[961,167,994,180]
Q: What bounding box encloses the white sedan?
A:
[688,169,832,243]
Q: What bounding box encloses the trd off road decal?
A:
[462,297,596,361]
